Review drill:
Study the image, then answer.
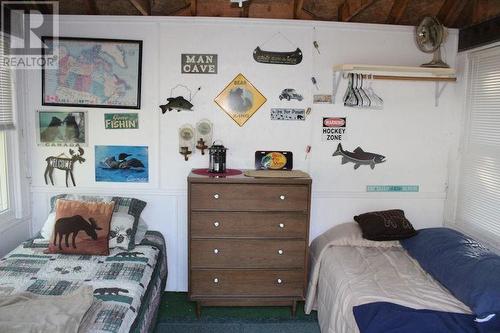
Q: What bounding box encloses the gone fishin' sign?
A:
[181,54,218,74]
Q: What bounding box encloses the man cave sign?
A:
[181,54,218,74]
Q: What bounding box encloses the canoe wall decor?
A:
[253,47,303,65]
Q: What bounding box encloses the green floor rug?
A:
[154,292,320,333]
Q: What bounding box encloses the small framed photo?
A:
[37,110,88,146]
[42,37,142,109]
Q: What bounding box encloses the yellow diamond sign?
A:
[214,73,267,127]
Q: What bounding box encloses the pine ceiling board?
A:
[248,0,294,19]
[473,0,500,25]
[351,0,394,24]
[152,0,190,15]
[398,0,446,26]
[96,0,140,15]
[196,0,243,17]
[58,0,91,15]
[302,0,344,20]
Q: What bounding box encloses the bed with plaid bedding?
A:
[0,231,167,333]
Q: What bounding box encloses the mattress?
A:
[0,231,167,333]
[315,245,471,333]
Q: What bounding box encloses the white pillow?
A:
[135,217,148,244]
[318,222,402,248]
[108,212,136,249]
[41,212,56,240]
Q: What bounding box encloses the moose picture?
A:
[44,146,85,187]
[53,215,102,250]
[47,200,113,255]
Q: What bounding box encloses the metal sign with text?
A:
[104,113,139,129]
[271,108,305,121]
[322,117,346,141]
[181,54,218,74]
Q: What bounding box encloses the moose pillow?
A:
[46,199,115,255]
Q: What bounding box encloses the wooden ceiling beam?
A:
[386,0,410,24]
[437,0,469,27]
[129,0,151,15]
[338,0,378,22]
[294,0,314,20]
[86,0,99,15]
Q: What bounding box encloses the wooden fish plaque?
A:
[253,47,303,65]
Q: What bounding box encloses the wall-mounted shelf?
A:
[332,64,457,106]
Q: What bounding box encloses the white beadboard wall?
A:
[18,16,460,291]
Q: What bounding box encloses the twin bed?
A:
[305,223,500,333]
[0,230,167,332]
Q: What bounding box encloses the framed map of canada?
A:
[42,37,142,109]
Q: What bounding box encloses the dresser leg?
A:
[196,302,201,319]
[291,300,297,318]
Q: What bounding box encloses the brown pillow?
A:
[354,209,417,241]
[46,199,115,255]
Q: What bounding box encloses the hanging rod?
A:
[371,75,456,82]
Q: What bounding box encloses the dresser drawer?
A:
[190,184,308,211]
[191,212,307,238]
[190,239,305,269]
[191,269,304,297]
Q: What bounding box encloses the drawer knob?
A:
[277,278,283,284]
[213,248,219,254]
[213,221,220,227]
[279,195,286,200]
[213,193,220,199]
[279,223,285,228]
[278,249,284,255]
[213,278,219,284]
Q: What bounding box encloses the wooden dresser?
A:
[188,170,312,316]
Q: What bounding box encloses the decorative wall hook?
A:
[180,146,192,161]
[196,119,213,154]
[179,124,195,161]
[196,138,208,155]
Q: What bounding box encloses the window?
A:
[455,45,500,244]
[0,33,15,219]
[0,35,14,130]
[0,132,8,213]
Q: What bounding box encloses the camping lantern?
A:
[209,141,227,173]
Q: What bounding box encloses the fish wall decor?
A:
[332,143,385,170]
[159,85,201,113]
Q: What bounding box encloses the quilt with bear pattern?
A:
[0,231,167,333]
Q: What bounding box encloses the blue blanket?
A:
[354,227,500,333]
[354,302,478,333]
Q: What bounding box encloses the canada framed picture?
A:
[37,110,88,147]
[42,37,142,109]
